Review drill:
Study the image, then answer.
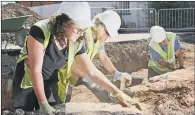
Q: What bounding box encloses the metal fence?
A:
[90,7,115,19]
[112,8,157,30]
[158,8,195,29]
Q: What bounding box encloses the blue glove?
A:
[113,71,122,81]
[82,75,103,91]
[82,75,93,86]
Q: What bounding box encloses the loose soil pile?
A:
[1,3,43,26]
[1,3,43,44]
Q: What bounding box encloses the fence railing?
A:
[158,8,195,30]
[91,7,195,32]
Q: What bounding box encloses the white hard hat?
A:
[150,26,166,43]
[57,2,91,28]
[97,10,121,37]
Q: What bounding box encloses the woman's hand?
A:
[112,91,142,110]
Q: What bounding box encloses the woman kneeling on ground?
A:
[12,2,134,115]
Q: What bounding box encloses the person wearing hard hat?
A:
[148,26,184,78]
[12,2,136,115]
[69,10,143,92]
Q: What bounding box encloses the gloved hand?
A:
[113,71,132,90]
[168,63,175,70]
[112,91,142,110]
[39,100,60,115]
[178,66,185,69]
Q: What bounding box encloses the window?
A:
[119,2,130,15]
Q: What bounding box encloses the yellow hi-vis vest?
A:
[17,19,83,102]
[148,32,177,74]
[86,27,103,60]
[69,27,103,86]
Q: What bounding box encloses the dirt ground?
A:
[94,39,149,75]
[1,3,43,44]
[1,41,194,115]
[70,42,195,115]
[1,3,195,115]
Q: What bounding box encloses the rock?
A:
[3,103,143,115]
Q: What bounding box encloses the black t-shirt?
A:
[29,26,85,80]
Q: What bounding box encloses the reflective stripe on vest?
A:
[69,27,104,86]
[148,32,176,74]
[17,19,82,102]
[86,27,103,60]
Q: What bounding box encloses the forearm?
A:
[100,56,117,75]
[178,54,184,67]
[176,50,184,67]
[89,64,120,93]
[71,62,86,78]
[30,71,47,102]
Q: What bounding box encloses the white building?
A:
[19,2,155,29]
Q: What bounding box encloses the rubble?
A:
[1,52,19,111]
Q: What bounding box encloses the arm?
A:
[174,38,184,68]
[27,35,46,102]
[73,53,120,93]
[98,50,117,75]
[176,49,184,67]
[72,53,142,109]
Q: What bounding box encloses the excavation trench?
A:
[1,39,148,114]
[2,37,195,115]
[2,3,195,115]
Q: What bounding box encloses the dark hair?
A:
[48,13,87,46]
[48,13,73,42]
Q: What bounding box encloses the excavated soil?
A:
[125,67,195,115]
[71,42,195,115]
[1,3,43,27]
[1,41,194,115]
[1,3,43,44]
[1,3,195,115]
[94,39,149,75]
